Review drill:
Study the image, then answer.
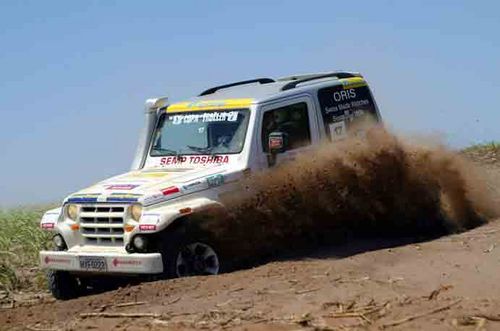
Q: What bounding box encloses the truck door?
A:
[317,78,381,141]
[258,96,319,167]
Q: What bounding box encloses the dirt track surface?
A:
[2,146,500,330]
[1,219,500,330]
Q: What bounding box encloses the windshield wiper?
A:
[187,145,216,155]
[152,147,179,156]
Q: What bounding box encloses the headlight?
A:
[131,204,142,221]
[66,204,78,221]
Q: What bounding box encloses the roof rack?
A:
[280,71,360,91]
[199,78,275,96]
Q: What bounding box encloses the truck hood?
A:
[65,163,233,206]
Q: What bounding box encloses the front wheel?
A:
[47,270,80,300]
[161,227,224,278]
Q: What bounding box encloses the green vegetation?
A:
[0,207,53,293]
[462,141,500,153]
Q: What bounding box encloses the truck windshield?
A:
[150,109,250,156]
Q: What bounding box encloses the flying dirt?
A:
[202,128,499,262]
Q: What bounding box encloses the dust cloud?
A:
[202,128,500,257]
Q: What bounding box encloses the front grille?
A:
[78,205,126,245]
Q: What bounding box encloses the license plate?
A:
[79,256,107,271]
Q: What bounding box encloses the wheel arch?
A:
[158,203,229,238]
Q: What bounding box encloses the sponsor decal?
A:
[106,193,142,202]
[67,193,100,203]
[160,156,188,165]
[105,184,139,190]
[41,222,55,230]
[160,155,229,166]
[182,180,203,191]
[141,213,161,224]
[331,88,357,103]
[142,193,165,205]
[161,186,180,196]
[169,111,238,125]
[112,258,142,267]
[44,256,71,264]
[139,224,157,231]
[139,186,181,206]
[206,174,225,187]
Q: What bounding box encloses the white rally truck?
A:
[39,71,382,299]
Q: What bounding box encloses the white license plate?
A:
[79,256,107,271]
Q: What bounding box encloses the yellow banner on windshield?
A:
[166,98,254,112]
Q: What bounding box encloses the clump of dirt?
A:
[203,128,500,257]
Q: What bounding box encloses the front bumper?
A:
[40,250,163,274]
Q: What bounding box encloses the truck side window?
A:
[261,102,311,152]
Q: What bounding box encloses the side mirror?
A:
[267,132,288,167]
[268,131,288,154]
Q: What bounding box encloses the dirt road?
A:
[1,218,500,330]
[2,145,500,330]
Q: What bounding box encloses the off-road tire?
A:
[160,224,225,279]
[47,270,79,300]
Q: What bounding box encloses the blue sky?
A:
[1,0,499,206]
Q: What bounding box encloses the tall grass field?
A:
[0,207,52,293]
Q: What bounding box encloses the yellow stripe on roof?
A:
[339,77,367,89]
[167,98,254,112]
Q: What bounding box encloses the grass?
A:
[462,141,500,153]
[0,206,53,293]
[461,141,500,165]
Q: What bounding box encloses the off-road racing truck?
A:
[39,71,383,299]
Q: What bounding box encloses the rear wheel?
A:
[47,270,80,300]
[161,225,223,278]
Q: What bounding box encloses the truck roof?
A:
[167,71,363,110]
